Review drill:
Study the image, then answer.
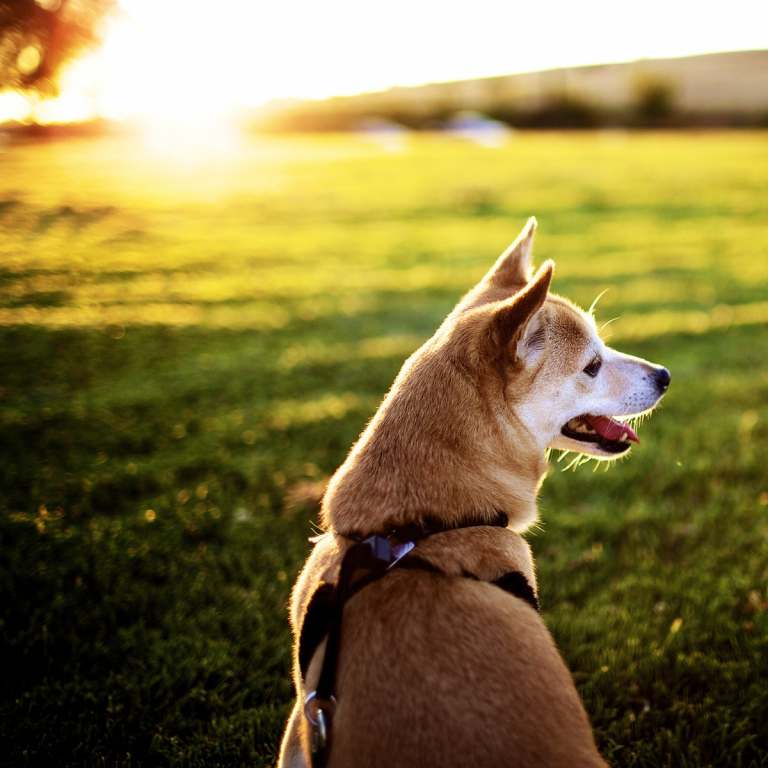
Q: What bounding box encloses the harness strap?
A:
[315,537,393,702]
[300,523,539,767]
[304,536,395,767]
[299,551,539,679]
[345,507,509,545]
[494,570,539,613]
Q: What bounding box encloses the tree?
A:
[0,0,116,96]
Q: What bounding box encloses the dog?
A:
[278,218,670,768]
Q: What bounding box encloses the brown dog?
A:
[278,218,669,768]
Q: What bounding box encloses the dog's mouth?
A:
[561,414,639,455]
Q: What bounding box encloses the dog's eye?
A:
[583,356,602,377]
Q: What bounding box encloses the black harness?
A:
[299,512,539,767]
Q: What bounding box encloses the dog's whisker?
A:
[578,454,595,470]
[598,317,620,338]
[588,289,610,319]
[562,453,583,472]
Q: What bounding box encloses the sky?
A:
[1,0,767,126]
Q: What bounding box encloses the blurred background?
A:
[1,1,767,766]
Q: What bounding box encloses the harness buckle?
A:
[305,691,336,767]
[311,707,328,768]
[361,535,415,567]
[304,690,337,726]
[362,534,392,562]
[389,540,415,566]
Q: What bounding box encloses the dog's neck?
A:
[321,342,548,537]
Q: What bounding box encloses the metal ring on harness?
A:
[304,690,337,727]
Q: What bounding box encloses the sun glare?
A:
[0,0,766,145]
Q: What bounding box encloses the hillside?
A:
[252,49,768,131]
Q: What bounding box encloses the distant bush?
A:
[633,76,676,126]
[256,95,608,134]
[256,100,454,133]
[246,70,768,134]
[489,96,604,130]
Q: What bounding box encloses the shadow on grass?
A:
[1,318,767,766]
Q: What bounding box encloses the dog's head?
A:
[451,217,670,460]
[323,218,670,534]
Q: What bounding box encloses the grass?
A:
[1,130,767,767]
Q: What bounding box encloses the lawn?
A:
[1,130,767,767]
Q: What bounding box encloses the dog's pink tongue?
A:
[584,415,639,444]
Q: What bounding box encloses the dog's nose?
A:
[655,367,671,392]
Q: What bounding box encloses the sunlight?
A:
[34,55,101,123]
[0,91,30,123]
[140,114,243,155]
[0,0,766,136]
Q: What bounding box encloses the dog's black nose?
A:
[656,367,671,392]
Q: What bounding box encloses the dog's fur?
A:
[278,219,669,768]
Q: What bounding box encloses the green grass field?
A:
[1,131,767,767]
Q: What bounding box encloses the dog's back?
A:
[286,527,607,768]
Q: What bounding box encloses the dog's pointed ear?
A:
[483,217,537,289]
[490,259,553,361]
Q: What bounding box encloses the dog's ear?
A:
[483,217,537,289]
[489,260,553,362]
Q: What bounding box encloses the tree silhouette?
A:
[0,0,116,96]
